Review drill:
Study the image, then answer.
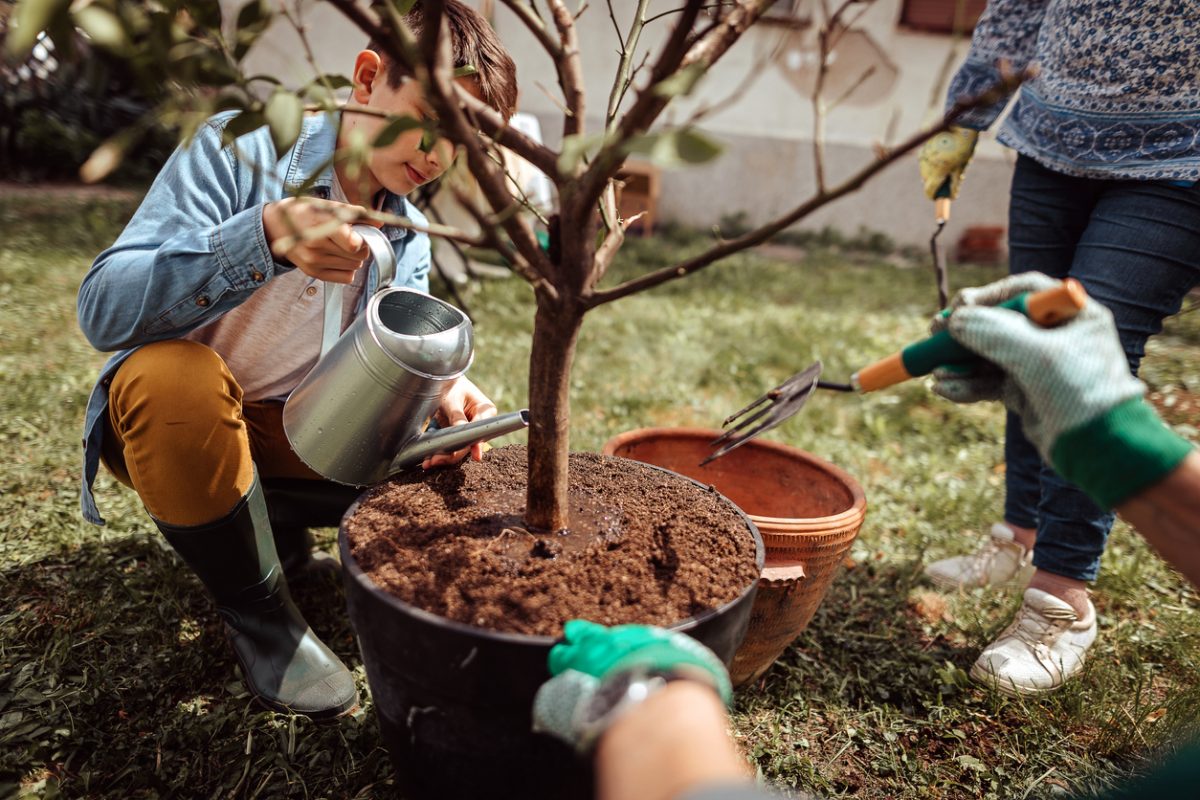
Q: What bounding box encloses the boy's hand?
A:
[262,197,383,284]
[422,376,499,469]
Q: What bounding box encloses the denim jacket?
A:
[78,110,431,525]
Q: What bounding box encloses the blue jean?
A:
[1004,155,1200,581]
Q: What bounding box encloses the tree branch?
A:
[453,84,561,179]
[497,0,563,59]
[546,0,586,139]
[592,180,624,284]
[644,2,735,26]
[449,183,559,300]
[605,0,653,129]
[587,68,1034,308]
[812,0,876,194]
[575,0,773,211]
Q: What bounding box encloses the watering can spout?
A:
[388,410,531,474]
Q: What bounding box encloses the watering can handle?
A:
[320,224,399,357]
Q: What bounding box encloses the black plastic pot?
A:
[339,462,765,800]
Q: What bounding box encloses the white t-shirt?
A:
[183,177,371,401]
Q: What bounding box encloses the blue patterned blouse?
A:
[947,0,1200,181]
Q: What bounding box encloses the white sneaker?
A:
[924,523,1034,590]
[969,588,1097,696]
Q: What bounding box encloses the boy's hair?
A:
[367,0,518,120]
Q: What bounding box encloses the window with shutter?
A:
[899,0,987,34]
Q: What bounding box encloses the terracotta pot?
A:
[602,427,867,686]
[339,460,764,800]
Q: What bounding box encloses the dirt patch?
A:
[344,445,760,637]
[907,589,953,625]
[1148,388,1200,428]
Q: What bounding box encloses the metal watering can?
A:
[283,224,529,486]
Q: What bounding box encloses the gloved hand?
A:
[532,620,732,753]
[929,272,1061,406]
[932,273,1194,509]
[918,126,979,200]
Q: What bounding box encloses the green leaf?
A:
[653,63,707,99]
[264,90,303,156]
[624,128,723,169]
[72,6,129,54]
[557,132,606,174]
[221,109,266,145]
[956,755,986,772]
[372,115,421,148]
[233,0,273,60]
[392,0,420,15]
[308,74,354,91]
[236,0,270,30]
[301,74,353,108]
[188,0,224,30]
[6,0,72,57]
[453,64,478,79]
[419,126,439,154]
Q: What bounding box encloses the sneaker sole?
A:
[925,570,985,591]
[924,564,1034,592]
[968,660,1075,698]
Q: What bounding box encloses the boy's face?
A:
[340,51,478,203]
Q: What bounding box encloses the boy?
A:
[76,1,518,719]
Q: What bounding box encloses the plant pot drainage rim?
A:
[337,456,766,646]
[603,427,867,528]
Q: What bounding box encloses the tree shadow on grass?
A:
[744,560,978,714]
[0,535,393,798]
[733,560,1009,797]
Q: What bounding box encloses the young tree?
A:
[7,0,1023,531]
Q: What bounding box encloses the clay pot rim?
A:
[602,427,868,527]
[337,455,765,647]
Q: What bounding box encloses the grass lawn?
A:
[2,194,1197,799]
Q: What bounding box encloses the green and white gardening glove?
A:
[918,126,979,200]
[931,273,1195,510]
[532,619,733,753]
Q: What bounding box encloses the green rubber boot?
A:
[263,479,365,583]
[156,474,359,719]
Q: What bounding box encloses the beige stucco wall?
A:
[226,0,1014,249]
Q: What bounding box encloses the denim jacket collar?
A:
[287,111,414,227]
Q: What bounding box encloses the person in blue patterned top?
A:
[916,0,1200,697]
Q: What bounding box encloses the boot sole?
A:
[225,627,361,720]
[241,669,361,720]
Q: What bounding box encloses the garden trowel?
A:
[704,278,1088,464]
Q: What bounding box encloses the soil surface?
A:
[344,445,761,636]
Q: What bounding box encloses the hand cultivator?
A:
[705,278,1088,464]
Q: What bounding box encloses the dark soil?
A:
[344,445,760,637]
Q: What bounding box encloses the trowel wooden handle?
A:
[1024,277,1088,326]
[934,197,951,224]
[934,178,952,223]
[851,278,1088,393]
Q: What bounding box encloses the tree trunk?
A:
[525,293,584,532]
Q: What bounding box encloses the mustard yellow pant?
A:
[102,340,322,526]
